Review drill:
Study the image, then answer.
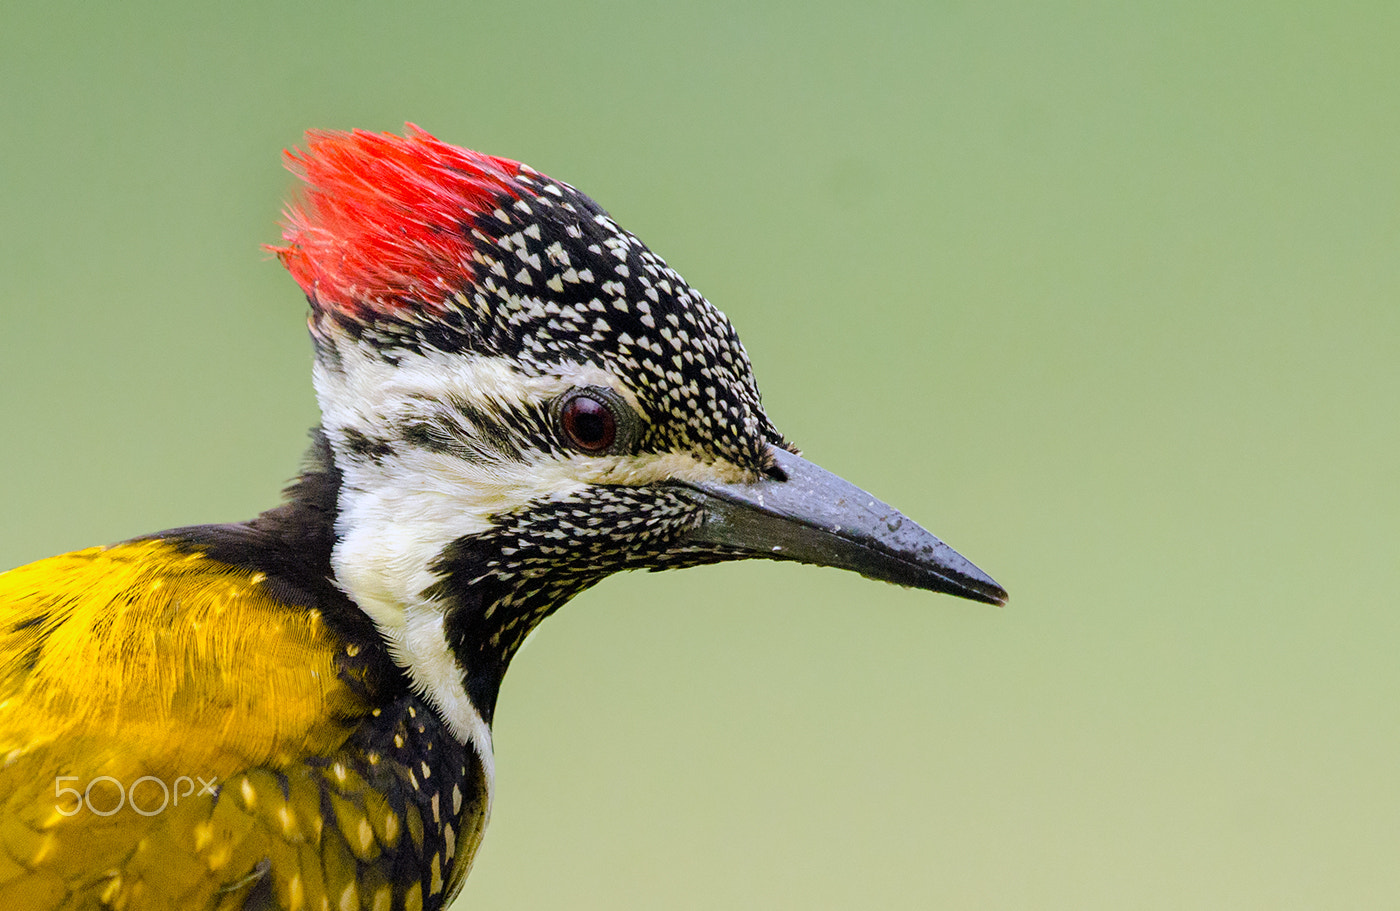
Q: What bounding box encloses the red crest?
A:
[272,125,522,317]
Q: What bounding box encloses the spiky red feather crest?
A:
[272,125,523,318]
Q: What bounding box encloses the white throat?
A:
[314,334,628,806]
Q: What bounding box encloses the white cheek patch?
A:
[318,339,573,793]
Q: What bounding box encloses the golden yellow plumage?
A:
[0,542,359,769]
[0,540,482,910]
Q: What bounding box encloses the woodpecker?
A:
[0,126,1005,910]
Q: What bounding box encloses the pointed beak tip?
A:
[974,583,1009,607]
[917,564,1007,607]
[966,566,1009,607]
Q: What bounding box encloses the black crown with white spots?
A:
[338,170,787,469]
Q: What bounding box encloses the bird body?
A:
[1,446,483,910]
[0,127,1004,910]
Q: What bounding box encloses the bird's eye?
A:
[558,391,618,453]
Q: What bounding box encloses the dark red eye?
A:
[559,393,617,453]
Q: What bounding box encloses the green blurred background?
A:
[2,2,1397,907]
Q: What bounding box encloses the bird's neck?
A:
[315,429,608,788]
[428,537,606,723]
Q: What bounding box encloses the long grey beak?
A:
[673,447,1007,605]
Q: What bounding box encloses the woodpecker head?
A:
[272,126,1005,769]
